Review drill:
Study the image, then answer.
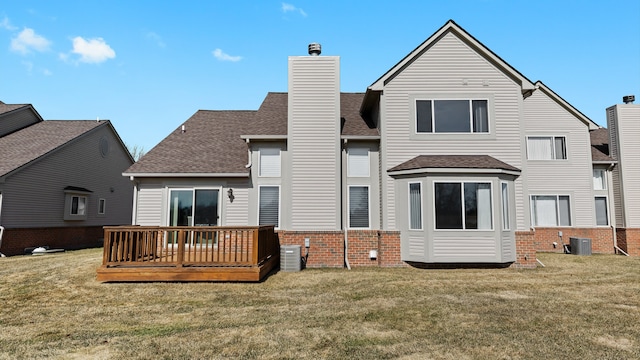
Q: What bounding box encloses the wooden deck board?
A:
[96,255,280,282]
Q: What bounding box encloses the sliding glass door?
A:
[168,189,219,245]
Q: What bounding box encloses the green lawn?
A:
[0,249,639,359]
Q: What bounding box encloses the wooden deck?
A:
[96,226,280,282]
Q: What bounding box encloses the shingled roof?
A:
[388,155,521,174]
[127,92,378,175]
[590,128,615,163]
[0,101,29,115]
[0,120,106,177]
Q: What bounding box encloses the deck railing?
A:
[102,225,278,268]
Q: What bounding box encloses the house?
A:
[0,101,134,255]
[121,20,639,269]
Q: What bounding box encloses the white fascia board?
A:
[369,21,535,93]
[240,135,288,141]
[535,81,599,129]
[341,135,381,141]
[387,167,521,177]
[124,172,250,178]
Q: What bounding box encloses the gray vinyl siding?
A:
[607,107,624,226]
[135,184,163,225]
[343,143,380,229]
[0,124,133,228]
[249,142,287,228]
[287,56,341,230]
[133,178,251,227]
[380,32,525,230]
[608,104,640,227]
[0,108,40,137]
[523,90,595,227]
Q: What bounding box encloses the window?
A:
[409,182,422,230]
[593,169,607,190]
[501,182,510,230]
[349,186,369,228]
[434,182,492,230]
[527,136,567,160]
[416,99,488,133]
[98,198,106,215]
[71,196,87,215]
[595,197,609,226]
[259,186,280,227]
[531,195,571,227]
[347,147,369,177]
[259,148,281,177]
[169,189,219,226]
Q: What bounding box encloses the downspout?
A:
[342,139,351,270]
[130,176,138,225]
[245,139,252,168]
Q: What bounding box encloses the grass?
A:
[0,249,639,359]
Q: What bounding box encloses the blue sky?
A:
[1,1,639,152]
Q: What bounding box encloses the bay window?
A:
[434,182,492,230]
[409,182,422,230]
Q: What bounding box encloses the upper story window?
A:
[347,147,369,177]
[593,169,606,190]
[416,99,489,133]
[527,136,567,160]
[259,147,281,177]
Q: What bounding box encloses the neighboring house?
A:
[0,101,134,255]
[124,20,639,268]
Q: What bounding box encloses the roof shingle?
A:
[590,128,614,163]
[388,155,520,173]
[0,120,105,177]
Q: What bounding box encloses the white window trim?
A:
[64,190,91,221]
[526,135,568,161]
[432,181,494,231]
[347,147,370,177]
[98,198,106,215]
[258,185,281,229]
[408,181,423,231]
[348,185,371,229]
[530,194,572,227]
[258,147,281,178]
[594,195,610,227]
[415,98,491,134]
[166,187,222,227]
[593,169,607,190]
[501,181,510,231]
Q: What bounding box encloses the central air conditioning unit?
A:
[280,245,302,272]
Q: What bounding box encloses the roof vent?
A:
[308,43,321,56]
[623,95,635,104]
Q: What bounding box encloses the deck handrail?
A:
[102,225,278,268]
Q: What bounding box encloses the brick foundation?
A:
[514,231,537,268]
[0,226,105,256]
[277,230,403,268]
[527,227,615,254]
[616,228,640,256]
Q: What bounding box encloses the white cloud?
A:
[282,2,307,17]
[42,68,52,76]
[1,16,17,30]
[70,36,116,63]
[146,31,165,48]
[11,28,51,54]
[212,48,242,62]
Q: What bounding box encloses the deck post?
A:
[102,227,110,265]
[252,228,259,266]
[177,229,185,268]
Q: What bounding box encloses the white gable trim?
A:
[368,20,535,94]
